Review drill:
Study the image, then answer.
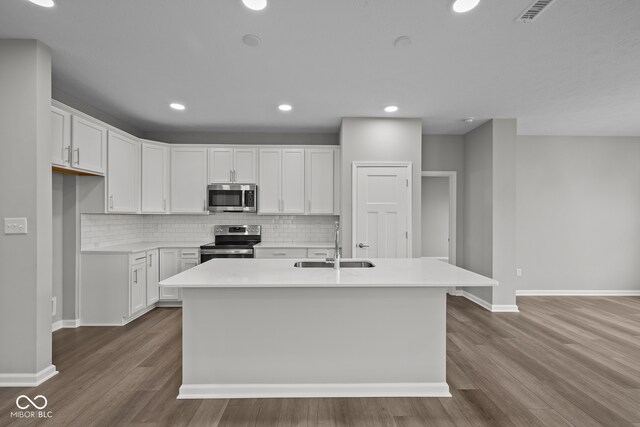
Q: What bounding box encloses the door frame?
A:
[421,171,457,266]
[352,162,413,258]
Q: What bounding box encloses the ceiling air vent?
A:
[515,0,556,23]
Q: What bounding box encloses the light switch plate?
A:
[4,218,28,234]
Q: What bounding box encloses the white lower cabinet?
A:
[159,248,199,302]
[306,248,336,259]
[130,253,147,314]
[254,248,308,259]
[146,250,159,305]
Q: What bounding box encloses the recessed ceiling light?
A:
[278,104,293,112]
[242,34,262,47]
[170,103,186,111]
[464,117,475,123]
[384,105,399,113]
[242,0,267,11]
[452,0,480,13]
[393,36,412,48]
[27,0,55,7]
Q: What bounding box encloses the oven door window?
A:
[209,190,243,208]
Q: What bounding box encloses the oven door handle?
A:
[200,249,254,255]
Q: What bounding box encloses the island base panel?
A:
[180,287,449,398]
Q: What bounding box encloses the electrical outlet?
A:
[516,268,523,277]
[4,218,28,234]
[52,296,57,316]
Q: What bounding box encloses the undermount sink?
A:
[293,261,375,268]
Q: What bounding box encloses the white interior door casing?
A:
[353,165,411,258]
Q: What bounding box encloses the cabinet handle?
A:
[273,253,287,256]
[149,255,152,267]
[229,170,232,182]
[134,269,138,283]
[307,200,311,212]
[203,200,206,212]
[75,148,80,165]
[182,252,197,256]
[314,252,326,256]
[163,199,166,211]
[64,146,70,164]
[109,196,114,209]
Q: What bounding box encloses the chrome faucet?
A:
[326,221,341,270]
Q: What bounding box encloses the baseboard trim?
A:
[52,319,80,332]
[452,290,519,313]
[0,365,58,387]
[178,382,451,399]
[156,301,182,308]
[516,290,640,296]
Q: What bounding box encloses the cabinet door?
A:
[107,131,140,213]
[254,248,307,259]
[171,147,208,213]
[258,149,281,213]
[282,149,305,214]
[71,115,107,174]
[51,106,71,167]
[306,149,334,214]
[179,258,199,272]
[233,148,257,183]
[208,148,233,183]
[130,263,146,315]
[142,143,169,213]
[159,249,181,300]
[146,250,159,305]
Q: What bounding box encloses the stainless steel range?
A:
[199,225,261,263]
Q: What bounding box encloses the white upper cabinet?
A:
[208,147,257,184]
[306,149,335,214]
[282,149,306,214]
[71,115,107,174]
[107,131,141,213]
[258,149,282,214]
[141,142,170,214]
[51,106,71,167]
[171,147,208,214]
[258,149,305,214]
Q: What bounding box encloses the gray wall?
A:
[52,174,63,324]
[0,40,53,375]
[421,177,449,258]
[516,135,640,292]
[422,135,464,265]
[143,131,339,146]
[340,118,422,258]
[491,119,517,307]
[462,121,494,303]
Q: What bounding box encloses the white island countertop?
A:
[160,258,498,288]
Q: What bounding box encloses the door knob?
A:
[358,243,369,248]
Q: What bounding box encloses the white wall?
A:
[421,177,449,258]
[516,136,640,293]
[142,131,338,146]
[422,135,464,264]
[462,121,494,303]
[340,118,422,257]
[0,40,54,379]
[52,174,63,324]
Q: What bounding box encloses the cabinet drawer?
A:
[180,249,199,259]
[255,248,307,259]
[131,251,147,263]
[306,248,335,259]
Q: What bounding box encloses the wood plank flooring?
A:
[1,295,639,426]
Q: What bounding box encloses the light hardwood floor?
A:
[1,295,639,426]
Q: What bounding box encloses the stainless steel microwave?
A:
[207,184,257,213]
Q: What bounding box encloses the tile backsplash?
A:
[81,214,339,249]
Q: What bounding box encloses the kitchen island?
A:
[160,258,497,399]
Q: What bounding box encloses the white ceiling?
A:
[1,0,640,136]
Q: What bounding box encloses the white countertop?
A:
[81,241,206,254]
[160,258,498,288]
[254,242,334,249]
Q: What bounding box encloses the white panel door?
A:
[107,132,140,213]
[159,249,181,300]
[355,166,409,258]
[282,149,305,214]
[51,106,71,167]
[130,262,146,315]
[71,115,107,174]
[208,148,233,183]
[306,149,334,214]
[146,250,159,305]
[171,147,208,213]
[233,148,257,183]
[258,149,281,213]
[141,143,169,213]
